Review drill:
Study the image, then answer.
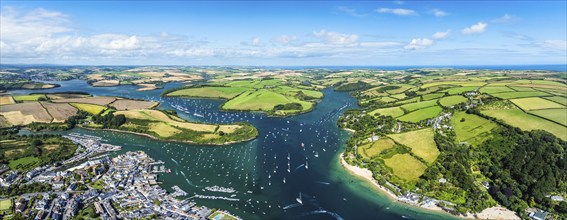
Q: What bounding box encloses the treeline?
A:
[273,103,303,111]
[91,113,126,129]
[478,128,567,216]
[334,80,372,92]
[417,128,495,214]
[0,134,78,168]
[0,182,52,197]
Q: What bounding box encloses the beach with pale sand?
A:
[339,153,520,219]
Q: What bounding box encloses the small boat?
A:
[283,178,286,183]
[296,193,303,204]
[314,152,319,158]
[301,143,305,147]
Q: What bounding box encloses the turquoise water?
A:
[9,81,457,220]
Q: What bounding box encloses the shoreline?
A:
[78,126,257,146]
[338,153,520,220]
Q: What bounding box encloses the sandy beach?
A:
[463,206,520,220]
[339,153,400,201]
[339,153,520,219]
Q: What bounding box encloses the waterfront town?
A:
[0,133,239,220]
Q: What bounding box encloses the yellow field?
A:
[149,122,181,137]
[52,97,116,105]
[384,154,427,182]
[482,109,567,141]
[387,128,439,164]
[110,99,158,110]
[0,102,53,126]
[510,97,565,111]
[358,138,396,158]
[92,80,120,87]
[114,110,241,133]
[42,102,78,122]
[70,103,107,115]
[0,96,15,105]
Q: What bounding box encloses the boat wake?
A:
[300,210,344,220]
[293,164,305,172]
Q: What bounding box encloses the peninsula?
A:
[0,93,258,145]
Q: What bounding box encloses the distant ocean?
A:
[273,64,567,72]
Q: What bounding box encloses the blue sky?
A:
[0,1,565,66]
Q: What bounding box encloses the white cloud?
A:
[491,14,518,23]
[462,22,487,35]
[252,37,262,46]
[432,30,451,39]
[430,9,448,17]
[313,29,359,45]
[271,35,298,45]
[540,40,567,51]
[376,8,417,16]
[241,37,264,47]
[404,38,433,50]
[337,6,368,17]
[0,7,71,42]
[359,42,401,47]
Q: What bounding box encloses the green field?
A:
[70,103,107,115]
[370,106,404,118]
[400,99,438,112]
[439,95,468,107]
[421,93,445,101]
[482,109,567,141]
[491,91,551,99]
[543,96,567,106]
[396,106,442,123]
[222,89,313,115]
[166,79,322,116]
[0,199,11,213]
[421,81,486,88]
[509,86,536,92]
[479,86,514,94]
[384,84,414,94]
[380,96,398,103]
[443,86,478,95]
[510,97,565,111]
[358,138,396,159]
[390,93,407,100]
[528,109,567,126]
[384,153,427,182]
[8,156,40,170]
[451,111,498,146]
[394,97,420,105]
[166,86,248,99]
[388,128,439,163]
[13,94,47,102]
[225,79,282,89]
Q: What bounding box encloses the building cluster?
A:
[0,134,239,220]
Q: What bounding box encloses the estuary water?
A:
[10,80,457,220]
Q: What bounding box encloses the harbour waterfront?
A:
[9,81,457,219]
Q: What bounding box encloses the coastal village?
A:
[0,133,239,220]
